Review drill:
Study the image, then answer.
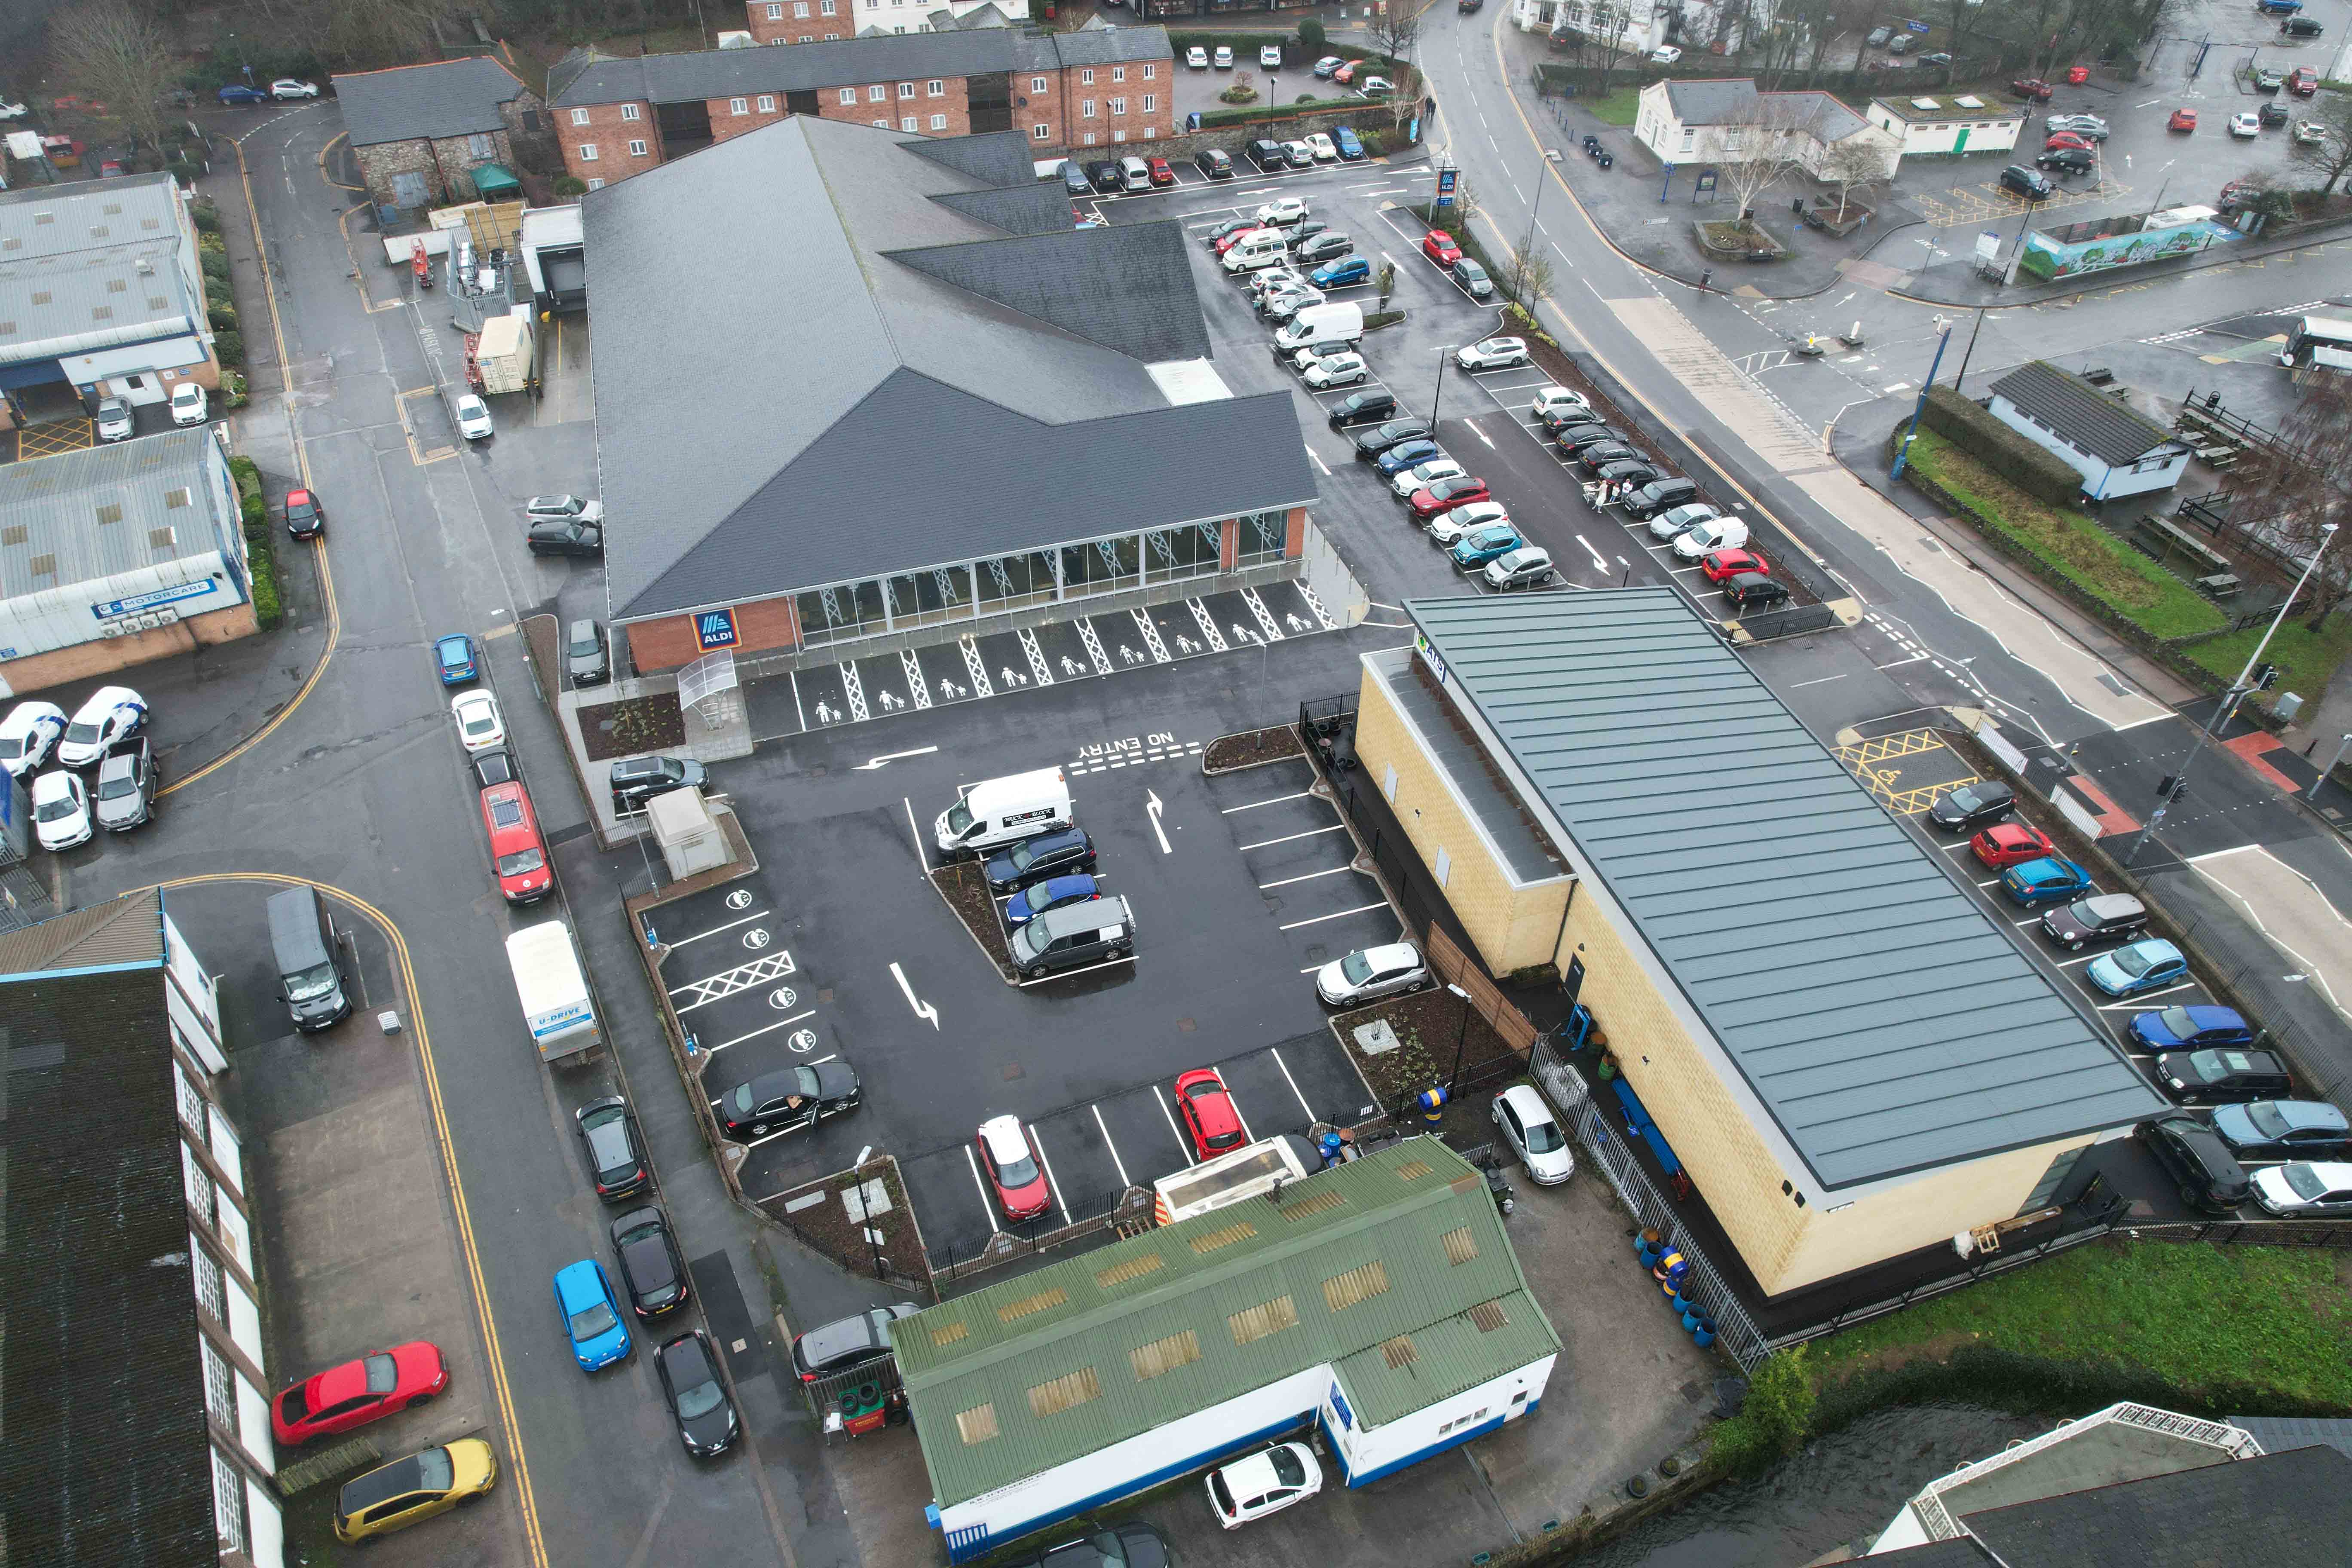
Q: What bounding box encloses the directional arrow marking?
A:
[854,745,940,771]
[1145,789,1173,854]
[890,962,940,1028]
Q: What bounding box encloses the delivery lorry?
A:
[507,920,600,1062]
[475,310,536,395]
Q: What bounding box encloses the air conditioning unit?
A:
[152,606,179,625]
[98,622,125,638]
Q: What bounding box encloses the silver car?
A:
[2044,113,2108,140]
[95,397,136,442]
[1314,942,1428,1006]
[526,494,605,525]
[95,737,156,832]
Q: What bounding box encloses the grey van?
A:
[269,885,351,1032]
[1009,894,1135,979]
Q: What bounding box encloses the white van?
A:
[1672,516,1750,560]
[1222,230,1288,273]
[1119,155,1152,193]
[1272,301,1363,354]
[935,767,1075,856]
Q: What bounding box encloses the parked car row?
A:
[2,688,155,851]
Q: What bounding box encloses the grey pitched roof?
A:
[900,126,1042,185]
[552,25,1171,107]
[586,114,1303,621]
[929,180,1074,236]
[1779,89,1870,141]
[0,429,238,598]
[1989,361,2187,466]
[2232,1416,2352,1461]
[0,173,199,366]
[1661,77,1760,125]
[1403,590,2167,1190]
[1962,1446,2352,1567]
[329,57,527,147]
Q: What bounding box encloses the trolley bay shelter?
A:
[1346,591,2166,1300]
[892,1140,1559,1560]
[583,115,1319,678]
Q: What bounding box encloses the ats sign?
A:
[695,608,739,649]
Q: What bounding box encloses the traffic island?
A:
[1203,722,1304,773]
[1695,219,1788,262]
[930,860,1017,982]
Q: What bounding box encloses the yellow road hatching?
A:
[1836,729,1978,815]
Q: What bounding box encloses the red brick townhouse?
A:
[548,25,1172,186]
[744,0,1032,46]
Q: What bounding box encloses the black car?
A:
[1560,425,1629,456]
[2154,1047,2294,1104]
[718,1060,863,1139]
[1543,404,1609,434]
[1295,231,1353,265]
[983,826,1097,892]
[2282,15,2323,36]
[284,487,325,539]
[575,1096,651,1201]
[1290,218,1329,242]
[790,1303,922,1381]
[1060,159,1090,196]
[1006,1523,1173,1568]
[1354,418,1433,459]
[1195,147,1236,180]
[609,1207,691,1317]
[469,747,517,790]
[1594,458,1661,489]
[1998,164,2055,199]
[654,1331,740,1458]
[2039,893,2147,951]
[1928,780,2014,831]
[1086,159,1123,193]
[2260,100,2291,127]
[1723,572,1789,610]
[94,735,157,832]
[1246,137,1287,172]
[609,753,708,813]
[527,517,603,557]
[1328,388,1399,427]
[1574,441,1638,472]
[2138,1113,2251,1213]
[566,617,610,686]
[1206,214,1259,247]
[2036,147,2096,175]
[1623,477,1702,518]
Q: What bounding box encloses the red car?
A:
[1972,822,2058,869]
[2044,132,2094,153]
[1214,225,1271,255]
[2011,77,2055,101]
[1700,547,1768,582]
[2169,107,2197,132]
[1148,156,1176,187]
[2291,67,2319,97]
[2064,64,2089,85]
[1173,1068,1246,1160]
[1333,60,1361,85]
[1410,475,1491,520]
[481,780,551,903]
[1422,229,1463,266]
[271,1342,448,1445]
[977,1115,1050,1222]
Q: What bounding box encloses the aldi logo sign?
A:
[696,608,739,649]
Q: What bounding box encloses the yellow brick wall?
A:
[1775,1134,2095,1289]
[1353,668,1568,974]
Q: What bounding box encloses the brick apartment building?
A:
[743,0,1031,46]
[548,25,1172,186]
[331,55,552,212]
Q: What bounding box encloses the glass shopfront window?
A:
[1145,522,1222,584]
[1060,534,1140,599]
[1235,510,1288,569]
[974,550,1059,614]
[884,564,972,630]
[796,578,888,646]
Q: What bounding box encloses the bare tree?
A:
[2291,90,2352,194]
[1816,128,1889,221]
[2225,375,2352,631]
[1553,1,1643,94]
[318,0,454,66]
[1713,94,1816,225]
[1363,3,1421,82]
[46,0,177,162]
[1502,219,1557,311]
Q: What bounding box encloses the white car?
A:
[2297,119,2328,145]
[1429,500,1509,545]
[1246,266,1308,303]
[1531,385,1589,420]
[1187,45,1209,68]
[525,495,605,525]
[1647,502,1720,542]
[1315,942,1429,1006]
[1257,196,1309,227]
[2251,1161,2352,1216]
[1456,337,1531,371]
[454,394,494,440]
[2044,113,2107,138]
[1485,546,1556,590]
[0,100,30,121]
[1492,1084,1574,1184]
[32,770,93,851]
[95,397,135,442]
[1304,132,1338,162]
[1302,352,1367,389]
[1650,45,1682,64]
[169,382,208,426]
[1213,45,1234,68]
[1259,44,1283,68]
[1263,286,1325,321]
[271,79,321,99]
[2230,112,2260,138]
[451,689,506,753]
[57,686,146,768]
[1392,459,1469,498]
[0,700,68,778]
[1359,75,1394,97]
[1207,1442,1322,1529]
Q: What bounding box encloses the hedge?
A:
[214,330,246,369]
[1915,383,2084,507]
[228,456,283,631]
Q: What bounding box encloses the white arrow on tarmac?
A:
[1574,533,1609,573]
[1146,789,1173,854]
[890,962,940,1028]
[854,745,940,771]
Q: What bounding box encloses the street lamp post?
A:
[1446,982,1473,1092]
[1887,318,1955,483]
[2130,522,2340,862]
[1430,344,1458,428]
[2313,733,2352,800]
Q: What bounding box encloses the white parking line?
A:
[1031,1127,1073,1227]
[1228,1090,1258,1146]
[1279,902,1390,931]
[2097,983,2199,1010]
[1152,1085,1197,1165]
[1260,865,1358,889]
[2054,954,2098,968]
[1222,790,1314,813]
[963,1143,999,1227]
[707,1011,816,1054]
[1238,824,1349,851]
[670,911,770,947]
[1270,1045,1316,1124]
[1092,1104,1133,1191]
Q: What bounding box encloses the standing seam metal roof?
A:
[0,172,196,366]
[0,429,235,599]
[1404,591,2167,1190]
[893,1140,1559,1508]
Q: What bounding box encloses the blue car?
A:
[1333,126,1365,160]
[435,633,479,686]
[2129,1004,2254,1054]
[554,1259,633,1372]
[217,83,269,104]
[1374,439,1444,477]
[1007,873,1099,928]
[2085,937,2189,997]
[1451,523,1523,568]
[1999,855,2092,907]
[1310,255,1371,289]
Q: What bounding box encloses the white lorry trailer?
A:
[507,920,600,1062]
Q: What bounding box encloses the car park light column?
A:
[1430,345,1461,429]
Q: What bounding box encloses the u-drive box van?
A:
[934,767,1075,856]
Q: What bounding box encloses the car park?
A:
[1259,43,1283,67]
[1999,165,2055,199]
[32,771,92,850]
[1392,458,1469,497]
[451,690,505,753]
[271,78,320,98]
[554,1259,632,1371]
[2260,100,2290,128]
[1148,156,1176,187]
[1456,337,1530,371]
[655,1330,741,1458]
[334,1440,496,1544]
[2000,855,2093,907]
[1328,388,1399,428]
[2086,937,2190,997]
[1188,45,1209,68]
[2168,107,2197,132]
[1195,147,1235,179]
[574,1096,650,1199]
[1315,941,1428,1006]
[1621,477,1701,519]
[527,516,603,557]
[610,753,707,812]
[1597,458,1662,490]
[272,1343,449,1444]
[2154,1047,2293,1103]
[1927,780,2014,831]
[169,381,208,426]
[1970,822,2055,869]
[1449,525,1522,567]
[983,826,1096,893]
[1061,159,1091,196]
[1485,547,1555,589]
[2037,147,2096,175]
[791,1303,921,1380]
[2131,1004,2254,1054]
[1258,197,1310,227]
[1295,231,1353,266]
[2230,111,2260,137]
[1374,438,1445,478]
[1646,502,1720,542]
[1429,499,1511,545]
[2251,1161,2352,1216]
[1008,894,1135,977]
[609,1207,691,1317]
[2211,1099,2352,1161]
[1334,126,1365,159]
[0,701,67,778]
[1421,229,1463,266]
[95,396,135,442]
[2039,892,2147,950]
[719,1060,862,1139]
[1531,385,1589,420]
[481,780,551,902]
[1214,45,1234,68]
[1354,419,1432,459]
[1302,352,1368,389]
[1492,1084,1574,1183]
[977,1114,1050,1220]
[1311,255,1371,288]
[2137,1114,2251,1213]
[1006,873,1099,927]
[1721,572,1789,610]
[94,737,156,832]
[58,686,145,767]
[1207,1442,1323,1529]
[1174,1067,1247,1158]
[1699,546,1765,582]
[1246,138,1287,172]
[1410,475,1491,520]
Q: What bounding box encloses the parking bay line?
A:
[1279,901,1390,931]
[1237,824,1348,851]
[2097,983,2199,1010]
[962,1143,1000,1228]
[1223,790,1315,813]
[1091,1104,1133,1191]
[1269,1045,1316,1124]
[707,1011,815,1054]
[1032,1126,1074,1228]
[1259,864,1359,890]
[668,910,770,948]
[1153,1086,1198,1166]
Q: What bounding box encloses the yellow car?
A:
[333,1438,498,1543]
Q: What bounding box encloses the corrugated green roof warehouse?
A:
[895,1140,1561,1560]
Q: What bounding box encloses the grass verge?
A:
[1582,87,1641,126]
[1905,432,2227,640]
[2182,615,2352,714]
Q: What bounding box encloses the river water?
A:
[1575,1404,2048,1568]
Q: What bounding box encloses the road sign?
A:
[1436,165,1457,207]
[1906,18,1931,31]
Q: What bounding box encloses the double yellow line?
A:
[161,874,548,1566]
